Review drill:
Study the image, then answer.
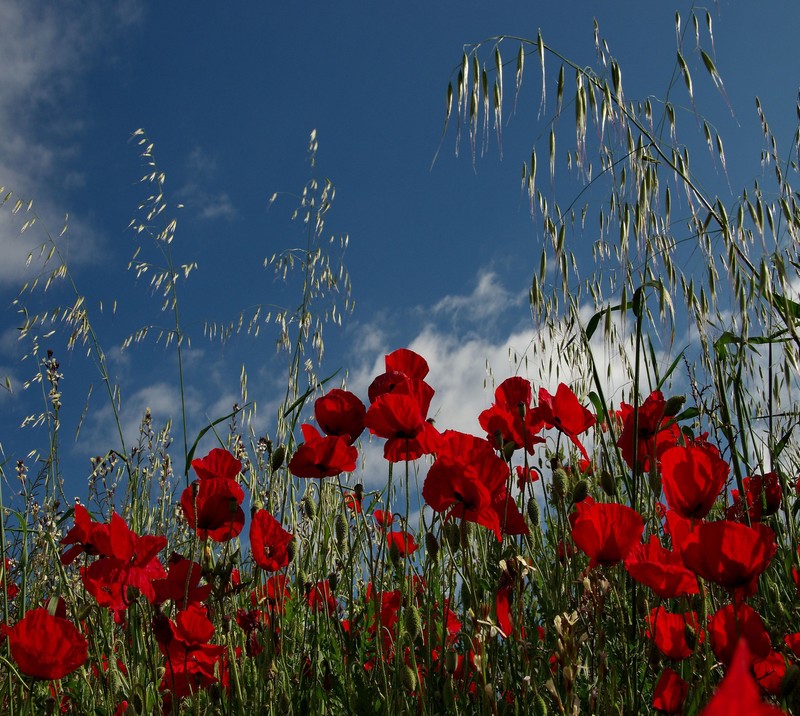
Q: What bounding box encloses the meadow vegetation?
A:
[1,9,799,715]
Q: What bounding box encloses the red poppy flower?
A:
[152,555,212,610]
[367,348,430,402]
[537,384,596,459]
[616,391,680,470]
[8,607,88,680]
[786,632,800,659]
[81,512,167,612]
[652,668,689,714]
[727,472,782,523]
[570,501,644,567]
[478,377,545,454]
[373,509,394,529]
[386,530,418,558]
[155,604,225,698]
[680,520,777,597]
[624,535,699,599]
[515,465,540,490]
[344,492,363,513]
[250,574,291,615]
[1,558,18,600]
[364,380,439,462]
[61,504,114,565]
[752,650,790,696]
[181,448,245,542]
[314,389,366,445]
[305,579,337,615]
[180,476,246,542]
[661,443,728,519]
[700,640,785,715]
[646,607,704,660]
[288,424,358,477]
[708,603,771,667]
[250,510,293,572]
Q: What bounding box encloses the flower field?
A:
[3,8,800,715]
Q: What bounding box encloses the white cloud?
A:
[431,269,527,323]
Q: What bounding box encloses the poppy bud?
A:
[527,498,540,525]
[502,440,517,461]
[663,395,686,417]
[444,522,461,551]
[460,520,473,548]
[444,650,459,674]
[404,605,422,641]
[425,531,439,561]
[301,495,317,520]
[287,537,298,563]
[389,540,401,565]
[400,664,417,692]
[600,470,616,497]
[270,445,286,471]
[354,483,364,500]
[251,498,263,514]
[533,693,548,716]
[647,468,662,495]
[334,513,348,547]
[328,572,339,592]
[571,479,589,504]
[551,468,567,502]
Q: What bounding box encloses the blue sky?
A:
[1,2,798,503]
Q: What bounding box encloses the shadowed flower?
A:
[646,606,704,660]
[314,389,366,445]
[367,348,430,403]
[386,530,418,559]
[570,501,644,567]
[288,424,359,478]
[708,603,771,667]
[616,391,679,471]
[652,668,689,714]
[250,510,293,572]
[681,520,777,597]
[661,443,728,519]
[8,607,88,680]
[478,377,545,454]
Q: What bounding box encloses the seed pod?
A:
[404,605,422,641]
[334,513,348,546]
[425,531,439,561]
[327,572,339,592]
[270,445,286,471]
[286,537,298,563]
[533,693,548,716]
[444,521,461,551]
[444,650,459,674]
[648,469,662,495]
[354,483,364,500]
[400,664,417,692]
[301,494,317,520]
[551,468,567,502]
[571,479,589,504]
[527,498,540,525]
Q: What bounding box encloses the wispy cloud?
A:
[177,146,238,222]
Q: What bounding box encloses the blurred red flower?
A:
[681,520,776,597]
[537,383,596,459]
[314,389,366,445]
[8,607,88,680]
[386,530,418,558]
[306,579,337,615]
[250,574,292,616]
[652,668,689,714]
[288,424,358,477]
[661,443,728,519]
[752,650,790,696]
[250,510,293,572]
[708,603,771,667]
[61,504,114,565]
[373,509,394,529]
[700,639,785,715]
[727,472,782,523]
[570,501,644,567]
[152,555,211,610]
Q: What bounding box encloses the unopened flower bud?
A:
[571,479,589,504]
[425,531,439,561]
[404,605,422,641]
[527,499,540,525]
[287,537,298,563]
[334,513,348,546]
[663,395,686,417]
[354,483,364,500]
[401,664,417,692]
[444,650,459,674]
[533,693,548,716]
[301,495,317,520]
[270,445,287,471]
[551,469,567,502]
[600,470,616,497]
[327,572,339,592]
[444,522,461,551]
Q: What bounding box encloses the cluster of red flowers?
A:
[2,347,796,715]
